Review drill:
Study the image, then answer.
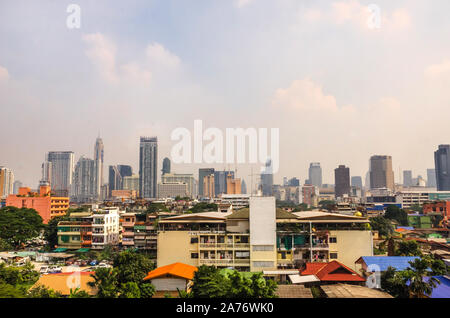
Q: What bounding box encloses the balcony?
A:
[122,231,134,237]
[199,259,250,266]
[122,240,134,246]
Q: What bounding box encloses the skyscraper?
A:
[139,137,158,199]
[427,169,437,188]
[0,167,14,199]
[94,137,104,188]
[109,165,123,197]
[260,160,273,196]
[162,158,171,176]
[334,165,350,197]
[214,170,235,196]
[46,151,75,197]
[351,176,363,189]
[308,163,322,188]
[13,180,22,195]
[199,168,215,197]
[288,177,300,187]
[403,170,413,187]
[72,157,99,203]
[41,161,52,184]
[118,165,133,179]
[434,145,450,191]
[369,155,395,190]
[241,179,247,194]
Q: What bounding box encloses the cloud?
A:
[145,42,181,70]
[83,33,119,84]
[272,78,353,114]
[0,65,10,82]
[235,0,255,9]
[425,59,450,77]
[83,34,181,85]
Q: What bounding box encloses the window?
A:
[191,253,199,259]
[190,237,199,244]
[329,237,337,244]
[252,261,274,268]
[330,252,338,259]
[253,245,274,252]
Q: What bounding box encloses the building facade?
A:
[335,165,351,198]
[369,155,394,191]
[435,145,450,191]
[139,137,158,199]
[0,166,14,199]
[46,151,75,197]
[308,163,322,188]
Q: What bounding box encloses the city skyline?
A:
[2,1,450,187]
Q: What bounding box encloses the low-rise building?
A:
[6,185,69,223]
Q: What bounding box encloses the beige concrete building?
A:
[157,198,373,272]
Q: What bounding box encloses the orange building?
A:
[226,173,241,195]
[203,174,215,198]
[423,201,450,226]
[6,185,69,224]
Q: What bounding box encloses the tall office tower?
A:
[334,165,350,198]
[351,176,363,189]
[108,165,123,197]
[214,170,235,197]
[123,174,140,193]
[199,168,215,197]
[308,163,322,188]
[94,137,104,185]
[162,158,171,176]
[13,180,22,194]
[427,169,437,188]
[41,161,52,184]
[118,165,133,179]
[139,136,158,199]
[162,173,196,198]
[241,179,247,194]
[403,170,413,187]
[46,151,75,197]
[226,172,242,195]
[0,167,14,199]
[369,155,395,190]
[434,145,450,191]
[260,160,274,196]
[72,157,99,203]
[288,177,300,187]
[203,174,215,198]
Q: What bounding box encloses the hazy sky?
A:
[1,0,450,191]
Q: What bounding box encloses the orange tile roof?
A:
[143,263,198,281]
[301,261,365,282]
[32,272,97,296]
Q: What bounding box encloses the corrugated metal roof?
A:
[359,256,420,272]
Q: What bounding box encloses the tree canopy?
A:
[0,207,43,249]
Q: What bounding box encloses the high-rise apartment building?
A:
[434,145,450,191]
[260,160,273,196]
[203,174,215,198]
[215,170,235,197]
[45,151,75,197]
[109,165,123,197]
[72,157,99,203]
[161,173,197,198]
[351,176,363,189]
[94,137,104,188]
[123,174,140,194]
[369,155,394,191]
[118,165,132,179]
[13,180,22,195]
[199,168,215,197]
[162,158,171,176]
[0,167,14,199]
[334,165,350,198]
[226,173,241,195]
[308,163,322,188]
[403,170,413,187]
[139,137,158,199]
[427,169,437,188]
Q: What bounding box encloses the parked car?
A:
[90,260,98,266]
[40,266,49,274]
[96,262,112,269]
[48,266,62,273]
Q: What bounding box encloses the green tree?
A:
[113,250,155,284]
[370,217,394,238]
[119,282,141,298]
[88,267,119,298]
[27,285,62,298]
[0,207,44,248]
[189,266,277,298]
[189,203,218,213]
[385,205,408,226]
[395,240,422,256]
[406,258,440,298]
[0,283,25,298]
[43,214,69,249]
[69,287,91,298]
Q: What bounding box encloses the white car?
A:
[40,266,49,274]
[96,263,112,269]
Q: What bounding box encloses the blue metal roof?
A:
[360,256,420,272]
[397,226,414,231]
[426,276,450,298]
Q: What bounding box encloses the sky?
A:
[1,0,450,192]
